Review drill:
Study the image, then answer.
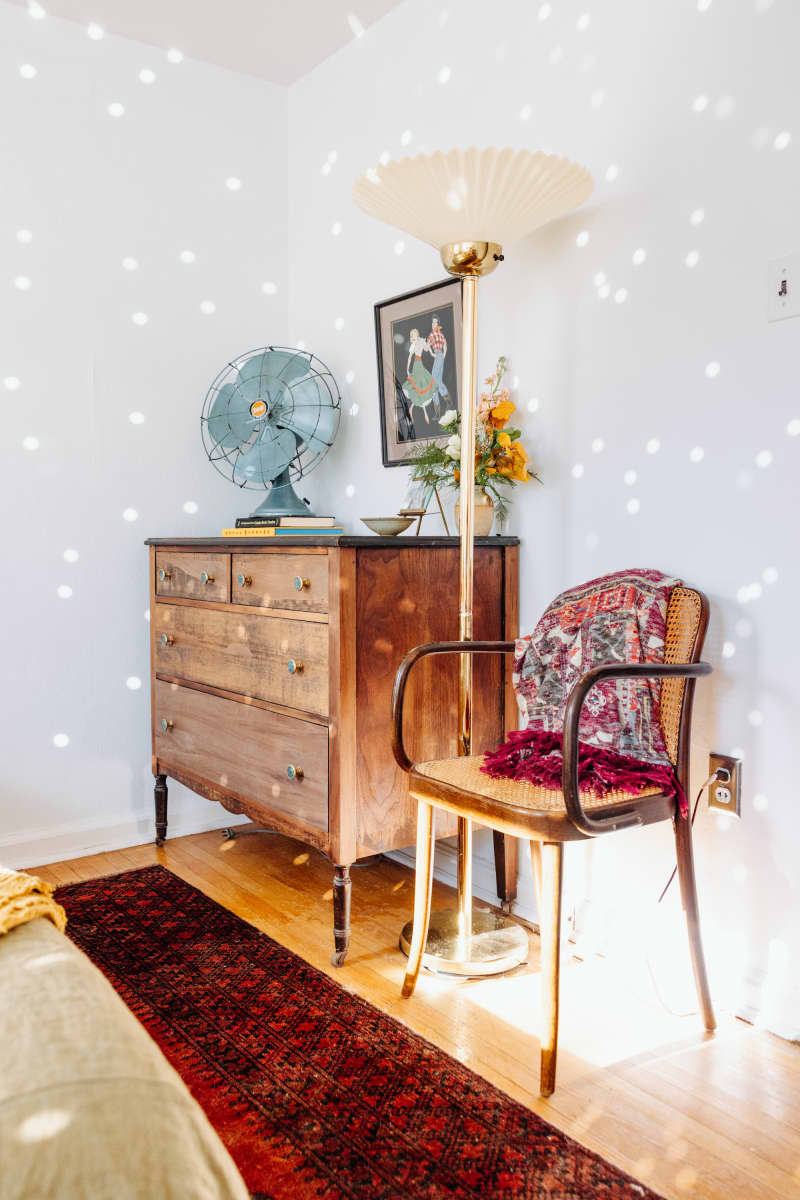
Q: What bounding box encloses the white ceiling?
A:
[11,0,405,84]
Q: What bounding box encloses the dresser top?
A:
[145,535,520,548]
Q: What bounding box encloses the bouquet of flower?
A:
[407,356,540,522]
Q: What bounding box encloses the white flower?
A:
[445,433,462,459]
[439,408,458,428]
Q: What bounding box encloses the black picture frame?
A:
[374,277,463,467]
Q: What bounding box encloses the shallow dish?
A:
[360,517,415,536]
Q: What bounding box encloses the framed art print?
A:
[374,277,463,467]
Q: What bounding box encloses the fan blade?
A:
[232,427,296,486]
[238,348,310,386]
[271,377,339,452]
[206,382,254,449]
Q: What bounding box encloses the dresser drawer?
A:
[154,603,329,717]
[231,552,328,613]
[154,680,328,831]
[155,552,229,602]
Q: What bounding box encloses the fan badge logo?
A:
[250,399,268,418]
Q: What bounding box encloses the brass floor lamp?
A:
[353,148,593,975]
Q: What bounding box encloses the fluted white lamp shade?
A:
[352,147,593,250]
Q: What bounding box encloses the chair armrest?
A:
[561,661,712,837]
[391,640,516,773]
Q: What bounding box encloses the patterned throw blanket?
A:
[482,568,687,814]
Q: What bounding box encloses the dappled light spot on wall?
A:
[577,12,591,31]
[4,376,21,390]
[131,312,148,326]
[128,411,145,424]
[689,446,705,463]
[597,283,610,299]
[604,163,620,182]
[632,248,647,266]
[722,641,736,658]
[347,13,365,39]
[571,463,584,479]
[773,131,791,151]
[63,549,79,563]
[393,239,405,255]
[715,812,732,832]
[786,418,800,436]
[56,585,72,599]
[705,360,720,378]
[576,231,590,247]
[180,250,196,264]
[166,48,184,64]
[748,709,764,726]
[126,676,142,691]
[107,102,125,118]
[593,271,606,286]
[22,435,39,450]
[345,483,356,497]
[53,733,69,748]
[331,221,343,236]
[697,0,712,11]
[646,438,661,454]
[87,22,103,40]
[144,609,150,622]
[685,250,700,268]
[345,370,355,384]
[14,275,32,290]
[183,500,198,514]
[519,104,532,121]
[626,498,640,515]
[139,68,156,84]
[437,66,451,85]
[122,508,138,522]
[199,300,216,314]
[538,3,552,20]
[27,2,46,18]
[121,256,138,270]
[762,566,779,584]
[225,176,242,191]
[755,449,773,468]
[19,63,38,79]
[753,793,768,812]
[527,397,540,413]
[349,403,359,416]
[400,129,413,146]
[17,228,33,244]
[591,437,605,453]
[614,287,628,303]
[624,469,637,485]
[334,316,345,331]
[690,207,705,225]
[590,89,606,110]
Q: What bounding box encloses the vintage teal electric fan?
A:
[201,346,341,517]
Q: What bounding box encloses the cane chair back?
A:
[660,587,709,780]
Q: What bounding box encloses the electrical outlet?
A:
[768,252,800,322]
[708,753,742,817]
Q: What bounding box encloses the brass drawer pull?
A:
[286,764,304,781]
[200,571,215,585]
[236,573,253,588]
[158,568,172,582]
[160,633,174,647]
[287,659,304,675]
[160,718,174,732]
[293,576,310,592]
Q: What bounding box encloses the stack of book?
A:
[221,516,342,538]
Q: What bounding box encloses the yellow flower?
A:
[496,431,512,449]
[509,442,530,482]
[489,399,515,428]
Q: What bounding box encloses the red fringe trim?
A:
[481,728,687,817]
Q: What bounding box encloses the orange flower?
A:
[509,442,530,482]
[496,431,512,449]
[489,399,515,428]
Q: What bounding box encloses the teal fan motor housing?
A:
[201,345,341,518]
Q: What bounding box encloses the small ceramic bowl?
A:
[360,517,415,536]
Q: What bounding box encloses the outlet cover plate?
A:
[708,753,742,817]
[768,252,800,322]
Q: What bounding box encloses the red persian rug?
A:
[59,865,661,1200]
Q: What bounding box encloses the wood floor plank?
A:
[39,830,800,1200]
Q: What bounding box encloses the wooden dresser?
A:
[145,535,519,964]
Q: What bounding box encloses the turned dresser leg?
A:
[331,864,351,967]
[154,774,168,846]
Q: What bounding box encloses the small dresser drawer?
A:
[155,552,229,602]
[154,680,328,831]
[154,603,329,717]
[232,552,328,613]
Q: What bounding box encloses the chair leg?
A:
[674,814,716,1031]
[530,840,544,925]
[401,800,436,999]
[538,841,563,1097]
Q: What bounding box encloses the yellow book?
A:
[221,527,276,537]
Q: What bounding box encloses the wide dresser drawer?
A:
[154,680,328,830]
[156,552,229,602]
[232,552,328,613]
[154,603,329,717]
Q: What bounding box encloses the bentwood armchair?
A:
[392,586,716,1097]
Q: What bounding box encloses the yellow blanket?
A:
[0,867,66,936]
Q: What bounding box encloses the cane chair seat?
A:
[410,755,674,840]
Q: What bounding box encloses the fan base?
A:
[250,473,314,519]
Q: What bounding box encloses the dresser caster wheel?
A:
[330,949,348,968]
[222,827,237,840]
[155,836,165,848]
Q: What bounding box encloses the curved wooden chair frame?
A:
[392,586,716,1097]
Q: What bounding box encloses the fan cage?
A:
[200,345,341,490]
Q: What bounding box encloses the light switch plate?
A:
[768,252,800,322]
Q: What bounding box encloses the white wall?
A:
[287,0,800,1037]
[0,2,287,863]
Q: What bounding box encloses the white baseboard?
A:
[0,809,248,870]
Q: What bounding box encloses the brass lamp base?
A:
[399,907,529,977]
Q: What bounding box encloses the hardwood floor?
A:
[33,828,800,1200]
